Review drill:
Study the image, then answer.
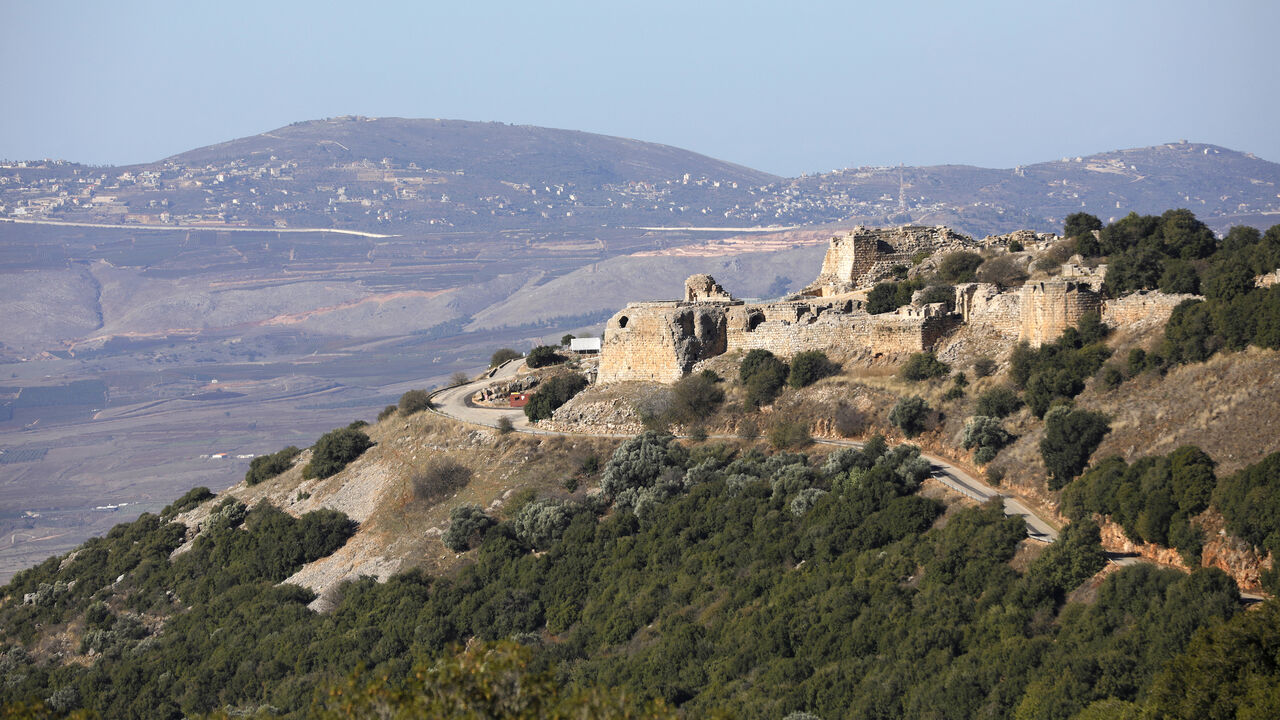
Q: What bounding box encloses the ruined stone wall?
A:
[870,313,961,355]
[954,283,1021,336]
[803,225,974,295]
[1019,281,1103,347]
[724,301,952,358]
[1102,291,1194,331]
[726,303,873,357]
[684,273,735,302]
[597,302,729,383]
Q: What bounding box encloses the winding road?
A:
[430,363,1060,543]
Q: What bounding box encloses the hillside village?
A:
[3,120,1279,237]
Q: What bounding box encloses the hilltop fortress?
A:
[598,226,1188,383]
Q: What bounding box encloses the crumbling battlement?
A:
[684,274,736,303]
[1020,281,1103,347]
[955,283,1022,336]
[800,225,974,296]
[597,301,732,383]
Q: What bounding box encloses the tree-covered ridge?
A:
[1062,212,1280,372]
[2,431,1272,720]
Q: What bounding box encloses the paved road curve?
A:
[430,367,1059,542]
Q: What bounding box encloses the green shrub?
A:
[972,356,996,378]
[412,458,473,503]
[1064,212,1103,243]
[1040,407,1110,489]
[767,419,811,450]
[560,333,575,346]
[526,345,565,369]
[489,348,522,367]
[936,251,984,283]
[961,416,1014,464]
[788,350,839,388]
[442,505,496,552]
[668,373,725,422]
[162,487,214,517]
[977,255,1029,288]
[513,499,575,550]
[1007,239,1024,253]
[303,427,374,479]
[740,350,789,407]
[377,404,397,421]
[398,389,434,415]
[496,416,515,434]
[888,395,932,437]
[916,284,956,311]
[866,280,920,314]
[975,386,1022,418]
[739,349,777,383]
[899,351,950,381]
[600,432,686,501]
[789,488,828,517]
[245,446,302,486]
[1100,365,1124,389]
[524,374,589,421]
[1010,315,1112,417]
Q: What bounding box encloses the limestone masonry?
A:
[597,226,1192,384]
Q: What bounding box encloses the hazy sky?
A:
[2,0,1277,176]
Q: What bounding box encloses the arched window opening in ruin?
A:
[618,316,629,328]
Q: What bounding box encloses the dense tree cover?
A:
[313,640,680,720]
[524,373,589,421]
[159,486,213,518]
[1143,599,1280,719]
[302,426,374,479]
[1158,287,1280,367]
[899,351,950,381]
[1062,446,1215,562]
[526,345,567,369]
[787,350,839,388]
[1083,211,1260,295]
[0,501,355,718]
[1,427,1269,720]
[1063,212,1103,240]
[739,349,789,407]
[1040,407,1111,489]
[1009,312,1111,417]
[244,445,301,485]
[1213,452,1280,593]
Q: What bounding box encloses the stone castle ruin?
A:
[801,225,972,297]
[597,226,1189,384]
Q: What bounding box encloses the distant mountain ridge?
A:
[163,116,779,188]
[4,118,1278,239]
